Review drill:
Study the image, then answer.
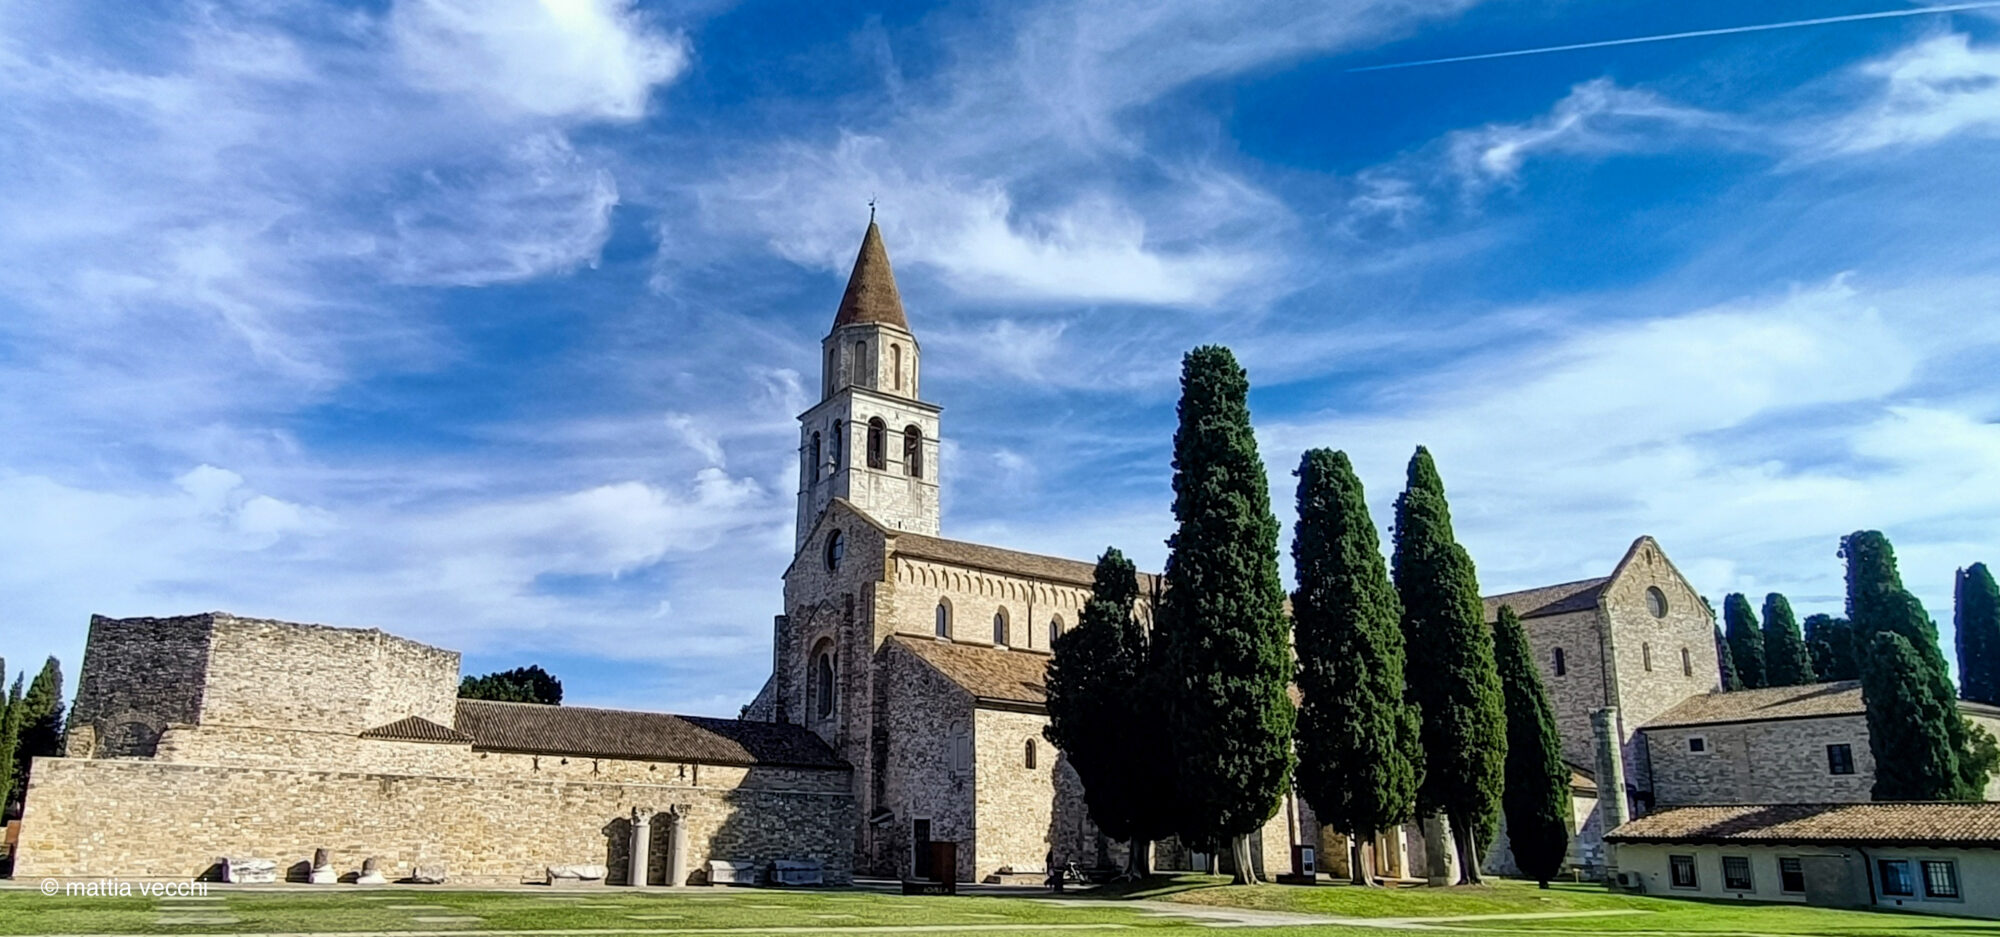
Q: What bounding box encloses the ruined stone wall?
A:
[201,615,458,735]
[1645,716,1873,806]
[15,758,855,885]
[68,614,214,758]
[877,643,975,880]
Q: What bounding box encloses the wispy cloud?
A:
[1819,32,2000,154]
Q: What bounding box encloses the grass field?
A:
[0,876,1997,936]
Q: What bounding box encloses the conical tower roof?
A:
[831,221,909,331]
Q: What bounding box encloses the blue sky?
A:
[4,0,2000,713]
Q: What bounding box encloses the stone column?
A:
[666,804,692,888]
[630,807,656,888]
[1420,814,1456,886]
[1592,707,1630,880]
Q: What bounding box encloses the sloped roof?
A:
[1643,681,1865,729]
[1567,762,1599,798]
[454,699,847,769]
[890,636,1049,708]
[1483,577,1609,622]
[359,715,473,744]
[1608,802,2000,847]
[893,531,1158,591]
[831,222,909,330]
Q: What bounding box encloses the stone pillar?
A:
[630,807,655,888]
[1592,707,1630,879]
[666,804,691,888]
[1420,814,1456,885]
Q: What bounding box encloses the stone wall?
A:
[972,707,1099,879]
[1645,716,1873,806]
[15,757,855,885]
[202,615,459,735]
[68,614,214,758]
[1598,542,1719,796]
[887,559,1089,654]
[875,642,974,880]
[1518,608,1609,775]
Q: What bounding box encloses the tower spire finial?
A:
[868,195,877,223]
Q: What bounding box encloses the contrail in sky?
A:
[1348,2,2000,72]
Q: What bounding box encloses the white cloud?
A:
[1450,78,1729,183]
[392,0,689,122]
[1822,33,2000,154]
[383,132,620,286]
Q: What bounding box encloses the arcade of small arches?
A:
[929,598,1064,647]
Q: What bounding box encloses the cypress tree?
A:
[1843,531,1988,800]
[1290,449,1421,887]
[458,665,563,705]
[1956,564,2000,705]
[1712,619,1742,691]
[1045,547,1174,878]
[1761,593,1815,686]
[1804,615,1858,682]
[1154,346,1295,885]
[1392,446,1505,884]
[9,657,64,816]
[1492,606,1572,888]
[0,666,16,814]
[1723,594,1766,690]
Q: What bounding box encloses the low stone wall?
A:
[15,758,855,885]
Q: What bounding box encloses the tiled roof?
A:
[359,715,473,744]
[893,532,1159,591]
[1567,762,1599,797]
[890,636,1049,708]
[1642,681,1865,729]
[454,699,847,769]
[831,222,909,330]
[1482,578,1609,621]
[1608,802,2000,847]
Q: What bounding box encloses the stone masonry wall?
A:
[972,707,1097,879]
[15,757,855,884]
[68,614,214,758]
[1517,608,1609,776]
[1645,715,1874,806]
[1599,542,1719,797]
[877,642,975,880]
[202,615,459,735]
[889,558,1088,654]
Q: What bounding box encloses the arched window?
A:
[1681,647,1693,677]
[1553,647,1567,677]
[1025,739,1037,770]
[830,420,843,468]
[892,344,903,390]
[824,530,844,572]
[935,600,952,638]
[854,340,869,386]
[903,426,923,478]
[826,346,837,394]
[814,650,835,719]
[809,432,822,482]
[994,607,1010,646]
[1050,616,1064,643]
[1642,642,1654,672]
[867,418,887,469]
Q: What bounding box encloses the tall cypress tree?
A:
[1843,531,1987,800]
[1155,346,1295,885]
[1392,446,1505,884]
[9,657,64,816]
[0,664,15,815]
[1804,614,1858,682]
[1761,593,1815,686]
[1956,564,2000,705]
[1723,594,1766,690]
[1290,449,1421,887]
[1710,614,1742,691]
[1045,547,1174,877]
[1492,606,1572,888]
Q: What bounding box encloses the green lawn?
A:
[0,877,1993,937]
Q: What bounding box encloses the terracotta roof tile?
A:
[1608,802,2000,847]
[889,636,1049,708]
[1642,681,1865,729]
[1483,578,1609,621]
[831,222,909,330]
[359,715,473,744]
[454,699,846,769]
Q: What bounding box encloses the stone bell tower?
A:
[795,220,942,551]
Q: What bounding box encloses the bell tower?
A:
[795,220,942,551]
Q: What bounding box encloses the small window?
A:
[1553,647,1567,676]
[1723,855,1753,892]
[824,530,844,571]
[814,652,835,719]
[809,432,822,481]
[1923,860,1960,900]
[1647,586,1669,618]
[1050,616,1064,642]
[854,340,869,386]
[1682,647,1693,677]
[826,346,837,394]
[1880,859,1915,897]
[1025,739,1037,770]
[892,344,903,390]
[1643,642,1654,672]
[994,607,1010,646]
[867,418,887,469]
[1670,854,1698,889]
[1827,744,1854,775]
[1780,857,1805,893]
[935,601,952,638]
[903,426,923,478]
[1688,736,1708,754]
[831,419,844,467]
[950,732,972,775]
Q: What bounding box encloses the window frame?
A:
[824,530,844,572]
[935,600,952,639]
[903,425,924,478]
[1025,739,1037,770]
[1647,585,1669,618]
[1669,854,1699,889]
[813,651,835,719]
[1878,859,1915,898]
[1553,647,1566,677]
[866,418,887,470]
[1682,646,1693,676]
[1779,857,1805,894]
[1642,641,1654,672]
[1687,735,1709,755]
[1827,743,1855,776]
[1922,859,1961,901]
[1722,855,1754,892]
[993,607,1010,646]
